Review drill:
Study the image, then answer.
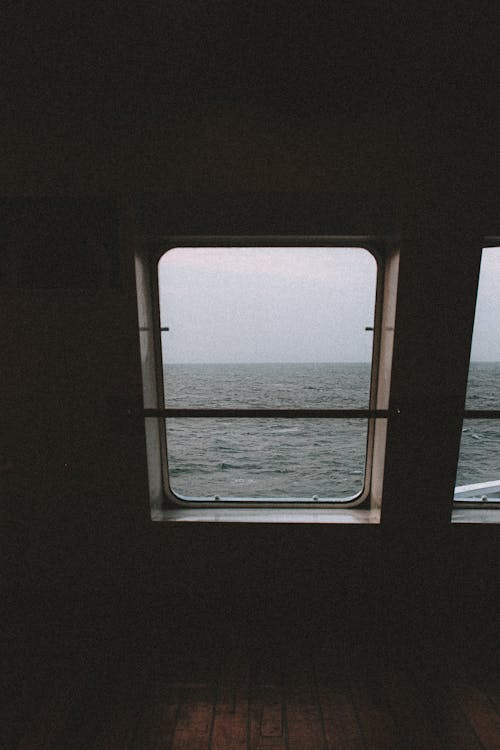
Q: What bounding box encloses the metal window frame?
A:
[144,236,388,510]
[453,241,500,509]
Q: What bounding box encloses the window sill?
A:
[452,508,500,524]
[151,507,380,524]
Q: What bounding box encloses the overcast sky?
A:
[159,247,377,363]
[470,247,500,361]
[158,246,500,364]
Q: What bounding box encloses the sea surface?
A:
[161,362,500,500]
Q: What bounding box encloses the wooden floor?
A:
[3,624,499,750]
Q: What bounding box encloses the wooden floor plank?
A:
[347,651,403,750]
[476,670,500,715]
[170,682,217,750]
[211,642,249,750]
[249,684,286,749]
[450,678,500,750]
[452,651,500,717]
[314,641,365,750]
[249,642,286,750]
[413,672,484,750]
[380,667,444,750]
[4,631,498,750]
[283,645,326,750]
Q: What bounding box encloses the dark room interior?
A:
[2,5,499,748]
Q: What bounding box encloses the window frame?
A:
[137,236,391,513]
[454,238,500,510]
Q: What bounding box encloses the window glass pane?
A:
[166,418,367,501]
[455,247,500,500]
[158,246,377,502]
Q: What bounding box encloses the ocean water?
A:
[458,362,500,488]
[161,362,500,500]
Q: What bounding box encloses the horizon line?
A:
[164,360,372,365]
[163,359,500,365]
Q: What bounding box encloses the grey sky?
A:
[159,247,377,363]
[470,247,500,361]
[158,245,500,364]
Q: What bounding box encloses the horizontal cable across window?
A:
[142,408,500,419]
[141,409,500,419]
[463,410,500,419]
[143,408,391,418]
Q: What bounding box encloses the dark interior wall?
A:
[2,111,498,639]
[1,5,498,640]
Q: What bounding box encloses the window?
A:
[454,245,500,507]
[137,238,390,513]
